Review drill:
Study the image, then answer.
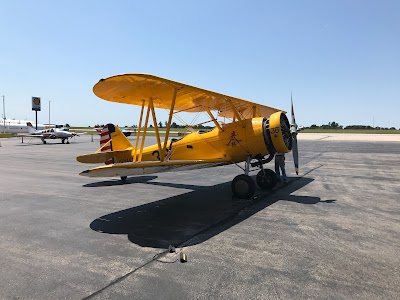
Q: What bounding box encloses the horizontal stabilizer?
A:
[76,148,133,164]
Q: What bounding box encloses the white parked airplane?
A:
[1,119,46,133]
[20,122,81,144]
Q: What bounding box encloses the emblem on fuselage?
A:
[226,131,242,148]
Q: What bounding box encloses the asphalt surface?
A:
[0,134,399,299]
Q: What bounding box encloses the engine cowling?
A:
[263,111,292,154]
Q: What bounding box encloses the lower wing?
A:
[17,134,45,138]
[79,159,231,178]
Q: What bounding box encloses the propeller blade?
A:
[292,134,299,175]
[291,93,297,126]
[291,93,299,175]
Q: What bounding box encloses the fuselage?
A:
[31,128,75,139]
[0,120,46,133]
[124,113,292,164]
[103,112,292,167]
[136,118,267,163]
[78,112,293,179]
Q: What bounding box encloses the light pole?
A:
[49,100,51,125]
[2,95,5,133]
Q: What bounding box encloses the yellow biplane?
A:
[77,74,299,199]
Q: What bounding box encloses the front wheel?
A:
[231,174,256,199]
[256,169,277,189]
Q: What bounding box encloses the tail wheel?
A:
[256,169,277,189]
[232,174,256,199]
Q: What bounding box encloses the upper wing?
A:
[93,74,282,119]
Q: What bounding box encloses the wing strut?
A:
[205,98,223,132]
[133,100,145,162]
[149,98,162,160]
[226,98,245,127]
[161,87,177,160]
[138,101,151,162]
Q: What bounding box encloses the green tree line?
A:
[308,122,398,130]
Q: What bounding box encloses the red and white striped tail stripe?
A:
[100,125,114,165]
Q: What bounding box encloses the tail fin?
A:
[76,124,134,165]
[100,124,134,165]
[26,122,36,134]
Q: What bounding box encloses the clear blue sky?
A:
[1,0,399,128]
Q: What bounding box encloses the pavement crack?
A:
[81,250,169,300]
[302,164,323,176]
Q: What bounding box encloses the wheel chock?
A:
[180,252,187,263]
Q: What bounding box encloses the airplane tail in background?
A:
[77,124,134,165]
[26,122,36,134]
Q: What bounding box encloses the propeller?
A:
[290,93,299,175]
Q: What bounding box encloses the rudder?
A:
[100,124,134,164]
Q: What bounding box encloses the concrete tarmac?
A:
[0,133,399,299]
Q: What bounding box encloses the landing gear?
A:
[256,169,277,189]
[62,139,65,144]
[231,154,278,199]
[231,155,256,199]
[231,174,256,199]
[120,176,127,182]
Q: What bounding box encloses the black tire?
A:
[256,169,277,189]
[120,176,127,182]
[231,174,256,199]
[62,139,65,144]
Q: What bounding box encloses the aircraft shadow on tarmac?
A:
[90,176,334,249]
[83,176,158,187]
